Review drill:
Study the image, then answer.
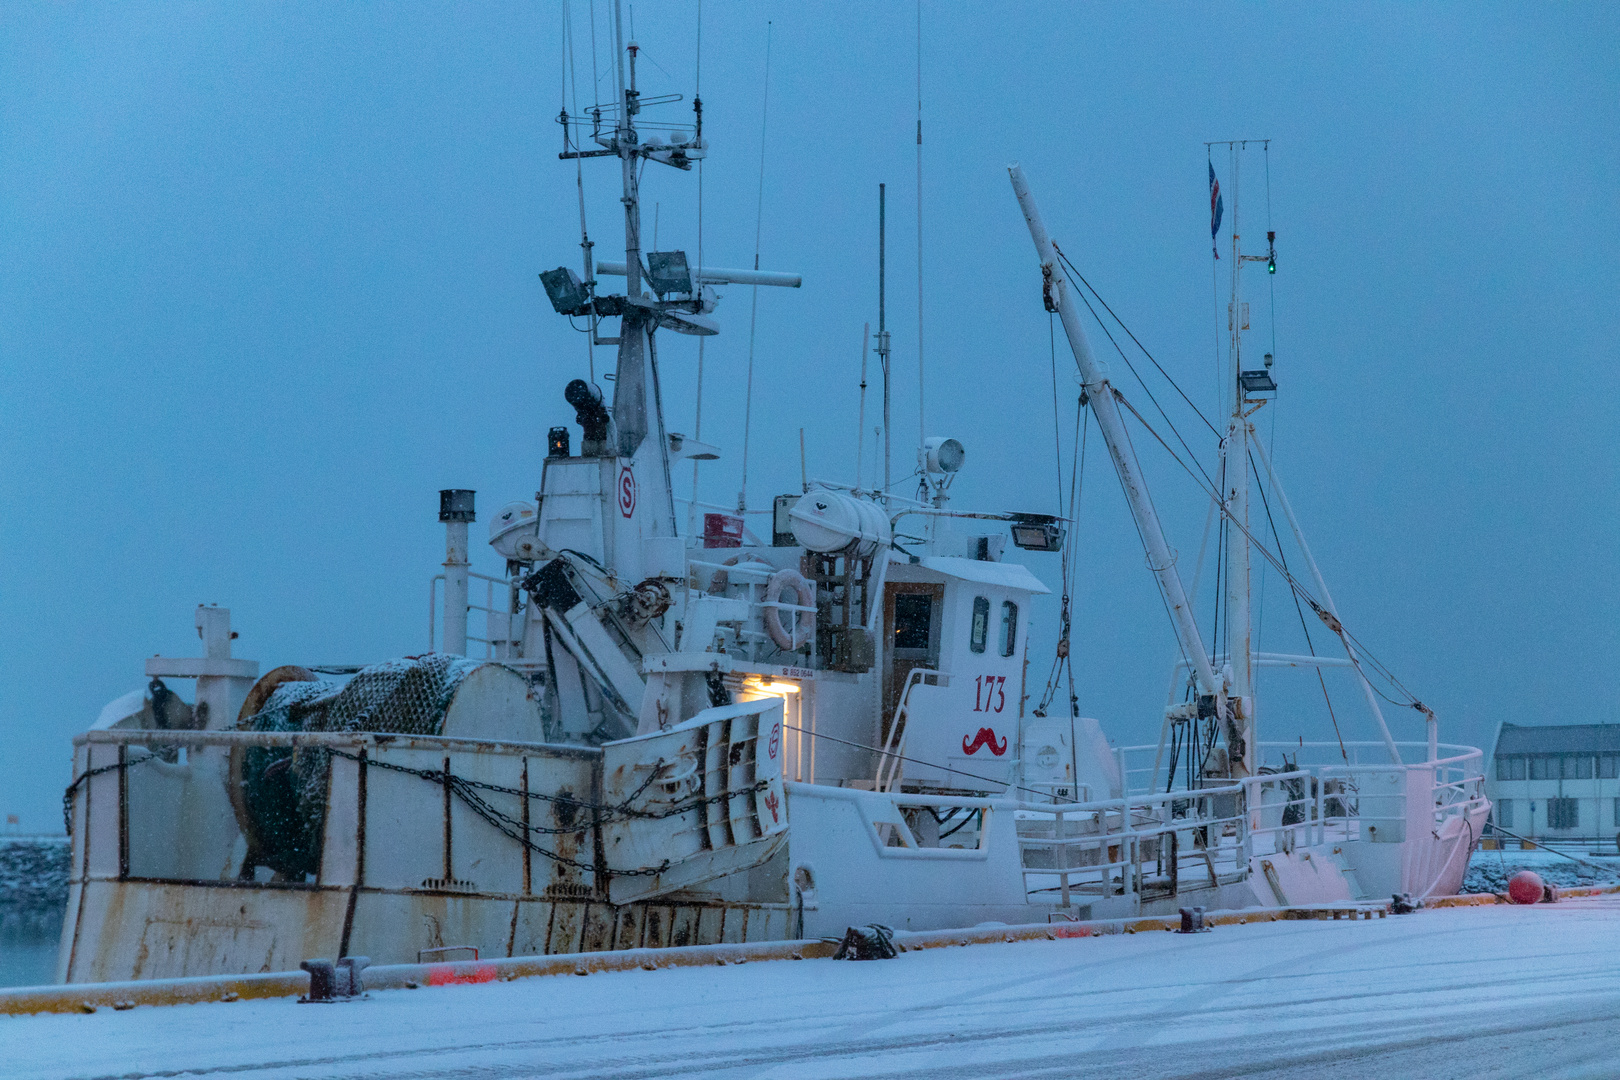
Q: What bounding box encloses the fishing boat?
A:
[51,10,1487,984]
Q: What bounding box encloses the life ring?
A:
[765,568,816,652]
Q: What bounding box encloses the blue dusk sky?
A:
[1,3,1615,828]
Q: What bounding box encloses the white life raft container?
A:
[788,488,890,557]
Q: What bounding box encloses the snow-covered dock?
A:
[6,896,1620,1079]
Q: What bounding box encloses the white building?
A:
[1486,722,1620,845]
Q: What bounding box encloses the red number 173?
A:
[973,675,1006,713]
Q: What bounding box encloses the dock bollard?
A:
[1177,907,1208,933]
[299,956,370,1002]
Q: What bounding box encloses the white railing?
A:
[428,571,521,660]
[1014,767,1361,908]
[874,669,950,793]
[1117,740,1487,844]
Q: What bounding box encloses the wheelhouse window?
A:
[969,596,989,654]
[999,601,1018,657]
[893,594,933,652]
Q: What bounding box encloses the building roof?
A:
[1493,722,1620,756]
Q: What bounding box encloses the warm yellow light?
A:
[743,677,800,695]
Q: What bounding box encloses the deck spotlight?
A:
[540,267,590,315]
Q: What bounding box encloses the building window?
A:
[1530,757,1549,781]
[1602,756,1618,780]
[1577,756,1594,780]
[1548,798,1579,831]
[1496,757,1511,781]
[999,601,1018,657]
[1497,799,1513,830]
[969,596,989,654]
[1614,797,1620,828]
[1510,756,1526,780]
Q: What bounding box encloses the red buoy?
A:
[1508,870,1545,905]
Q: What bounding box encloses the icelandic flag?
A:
[1209,161,1224,258]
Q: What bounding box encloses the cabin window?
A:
[1548,798,1579,830]
[893,594,934,652]
[999,601,1018,657]
[969,596,989,653]
[1603,756,1619,780]
[1496,799,1513,830]
[1576,756,1594,780]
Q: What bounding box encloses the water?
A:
[0,910,63,988]
[0,838,70,988]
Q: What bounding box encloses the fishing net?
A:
[239,655,484,880]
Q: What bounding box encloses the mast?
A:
[608,2,676,535]
[1223,145,1255,778]
[1008,166,1222,710]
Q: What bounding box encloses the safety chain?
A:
[326,748,772,879]
[61,742,773,881]
[61,753,157,835]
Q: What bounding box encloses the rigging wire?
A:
[1054,224,1433,728]
[738,20,772,513]
[1068,278,1219,495]
[1106,381,1428,718]
[1060,253,1221,438]
[1036,395,1086,717]
[1053,245,1219,493]
[1250,449,1346,760]
[1063,405,1089,786]
[1048,314,1064,514]
[1209,147,1225,417]
[1209,448,1227,690]
[785,724,1058,800]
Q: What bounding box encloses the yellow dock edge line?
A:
[9,886,1617,1016]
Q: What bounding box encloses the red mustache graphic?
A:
[962,727,1008,756]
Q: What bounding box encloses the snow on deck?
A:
[7,898,1620,1080]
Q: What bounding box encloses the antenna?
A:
[856,322,870,487]
[738,20,773,514]
[915,0,925,455]
[877,183,892,501]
